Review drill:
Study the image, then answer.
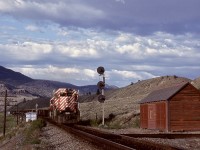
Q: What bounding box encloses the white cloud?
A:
[56,42,99,58]
[83,69,96,78]
[25,25,40,32]
[1,29,200,87]
[0,42,52,61]
[23,42,52,53]
[10,66,99,86]
[0,26,16,30]
[0,1,14,11]
[112,69,155,79]
[63,68,79,74]
[0,0,105,23]
[0,0,200,87]
[0,0,199,35]
[57,29,68,36]
[115,0,125,4]
[116,43,141,54]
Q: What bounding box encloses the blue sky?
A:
[0,0,200,87]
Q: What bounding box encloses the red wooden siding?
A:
[140,102,167,131]
[140,83,200,132]
[156,102,166,131]
[148,104,157,129]
[140,104,148,128]
[169,84,200,131]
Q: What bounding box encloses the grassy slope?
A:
[79,76,192,128]
[0,113,17,136]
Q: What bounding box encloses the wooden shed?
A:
[139,82,200,132]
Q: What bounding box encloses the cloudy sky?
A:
[0,0,200,87]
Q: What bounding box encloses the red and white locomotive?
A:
[49,88,80,124]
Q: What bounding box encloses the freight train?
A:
[49,88,80,124]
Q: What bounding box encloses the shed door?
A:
[140,104,148,128]
[148,104,156,129]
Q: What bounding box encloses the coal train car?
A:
[49,88,80,124]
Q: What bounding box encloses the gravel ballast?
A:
[36,122,102,150]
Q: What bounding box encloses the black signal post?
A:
[97,66,106,125]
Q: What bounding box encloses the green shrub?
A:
[133,116,140,128]
[107,123,121,129]
[90,119,100,127]
[31,138,41,144]
[23,119,46,145]
[29,118,46,130]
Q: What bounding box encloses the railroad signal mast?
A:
[97,66,106,126]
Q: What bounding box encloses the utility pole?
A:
[0,90,17,136]
[3,90,7,137]
[16,103,19,125]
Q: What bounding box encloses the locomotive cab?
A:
[49,88,80,124]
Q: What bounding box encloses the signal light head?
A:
[97,81,105,89]
[98,94,105,103]
[97,66,105,75]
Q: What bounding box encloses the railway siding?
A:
[44,119,186,150]
[37,122,102,150]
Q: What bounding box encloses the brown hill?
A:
[191,77,200,89]
[0,83,38,112]
[79,75,191,122]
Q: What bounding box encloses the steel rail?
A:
[73,125,181,150]
[121,133,200,139]
[44,119,182,150]
[46,119,134,150]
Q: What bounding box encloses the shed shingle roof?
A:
[139,82,190,104]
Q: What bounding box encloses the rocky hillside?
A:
[79,75,193,121]
[0,83,38,112]
[191,77,200,89]
[79,75,191,103]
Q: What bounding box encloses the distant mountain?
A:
[0,66,33,86]
[18,80,77,97]
[18,80,117,97]
[0,66,118,98]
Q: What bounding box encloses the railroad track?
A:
[122,133,200,139]
[45,119,182,150]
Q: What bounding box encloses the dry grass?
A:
[191,77,200,89]
[0,113,17,137]
[79,76,193,127]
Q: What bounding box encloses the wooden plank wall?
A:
[169,84,200,131]
[156,102,166,131]
[140,102,167,131]
[147,104,157,129]
[140,104,148,128]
